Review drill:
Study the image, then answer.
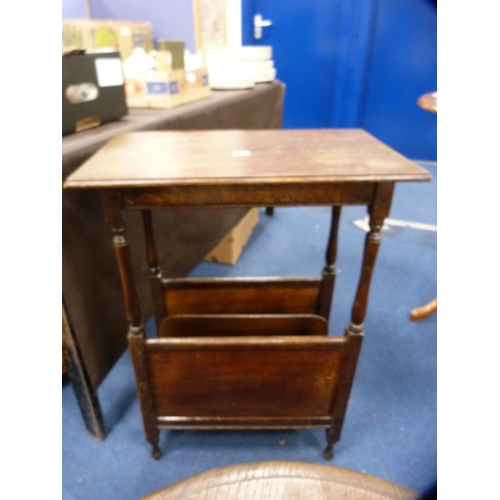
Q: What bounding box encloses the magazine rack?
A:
[64,129,431,459]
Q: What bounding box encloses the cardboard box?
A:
[157,40,185,69]
[204,208,259,265]
[124,70,185,108]
[125,68,210,108]
[62,20,154,60]
[181,67,211,104]
[62,51,128,135]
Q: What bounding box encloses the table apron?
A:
[120,181,377,209]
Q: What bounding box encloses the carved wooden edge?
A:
[318,206,342,320]
[128,331,159,446]
[327,329,364,443]
[62,302,108,439]
[348,182,394,334]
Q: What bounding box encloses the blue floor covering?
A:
[62,162,437,500]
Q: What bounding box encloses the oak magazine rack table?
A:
[64,129,431,460]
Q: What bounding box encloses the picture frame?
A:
[193,0,228,50]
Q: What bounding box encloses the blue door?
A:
[242,0,437,160]
[243,0,339,129]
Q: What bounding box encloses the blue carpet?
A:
[62,162,436,499]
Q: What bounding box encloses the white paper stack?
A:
[204,46,276,90]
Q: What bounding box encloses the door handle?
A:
[254,14,273,40]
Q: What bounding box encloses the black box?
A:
[62,51,128,135]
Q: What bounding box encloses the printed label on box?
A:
[146,82,168,94]
[93,28,118,49]
[62,26,83,49]
[169,81,179,94]
[132,32,147,48]
[95,58,124,87]
[145,81,180,95]
[125,81,144,97]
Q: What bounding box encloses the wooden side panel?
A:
[159,314,328,337]
[122,182,376,208]
[146,337,346,418]
[162,277,322,315]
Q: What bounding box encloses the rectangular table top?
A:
[64,129,431,190]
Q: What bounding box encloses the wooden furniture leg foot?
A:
[323,428,335,460]
[409,297,437,321]
[151,444,162,460]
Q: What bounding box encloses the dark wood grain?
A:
[128,330,159,455]
[64,128,431,459]
[141,209,167,332]
[163,277,322,316]
[64,129,431,189]
[122,182,376,208]
[159,314,328,337]
[102,191,142,328]
[62,84,285,440]
[349,182,394,333]
[146,336,347,418]
[328,329,364,443]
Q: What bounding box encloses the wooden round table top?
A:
[141,461,420,500]
[417,92,437,114]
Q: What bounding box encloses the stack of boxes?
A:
[204,46,276,90]
[62,19,210,111]
[62,19,154,59]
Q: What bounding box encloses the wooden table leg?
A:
[410,297,437,321]
[318,206,342,321]
[324,184,394,452]
[348,183,394,335]
[141,210,167,333]
[102,192,160,458]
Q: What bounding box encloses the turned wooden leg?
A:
[318,206,342,321]
[103,192,160,458]
[152,444,162,460]
[323,445,334,460]
[323,429,335,460]
[410,297,437,321]
[141,210,167,332]
[129,331,161,459]
[348,183,394,335]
